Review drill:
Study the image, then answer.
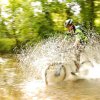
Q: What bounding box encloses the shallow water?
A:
[19,79,100,100]
[0,56,100,100]
[1,34,100,100]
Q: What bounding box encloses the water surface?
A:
[0,56,100,100]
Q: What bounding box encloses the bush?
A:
[0,38,16,53]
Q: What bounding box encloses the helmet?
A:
[64,19,73,27]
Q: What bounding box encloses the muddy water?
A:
[0,56,100,100]
[20,79,100,100]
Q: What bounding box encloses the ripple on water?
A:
[17,79,100,100]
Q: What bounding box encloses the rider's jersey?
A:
[75,26,88,42]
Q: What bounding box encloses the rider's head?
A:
[64,19,73,27]
[64,19,75,32]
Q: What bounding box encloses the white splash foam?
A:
[18,34,100,81]
[19,79,45,97]
[76,61,100,79]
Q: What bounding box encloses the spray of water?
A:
[16,31,100,99]
[17,31,100,82]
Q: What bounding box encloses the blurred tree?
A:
[0,0,99,53]
[78,0,95,29]
[37,1,54,38]
[0,7,9,37]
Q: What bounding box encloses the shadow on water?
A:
[0,32,100,100]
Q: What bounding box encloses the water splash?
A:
[17,32,100,82]
[16,31,100,100]
[17,35,76,80]
[75,62,100,79]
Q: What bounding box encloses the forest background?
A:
[0,0,100,53]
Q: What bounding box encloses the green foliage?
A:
[0,38,16,53]
[0,0,99,53]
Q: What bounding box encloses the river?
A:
[0,34,100,100]
[0,55,100,100]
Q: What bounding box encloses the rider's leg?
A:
[73,39,81,49]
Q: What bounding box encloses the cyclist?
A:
[64,19,88,72]
[64,19,87,49]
